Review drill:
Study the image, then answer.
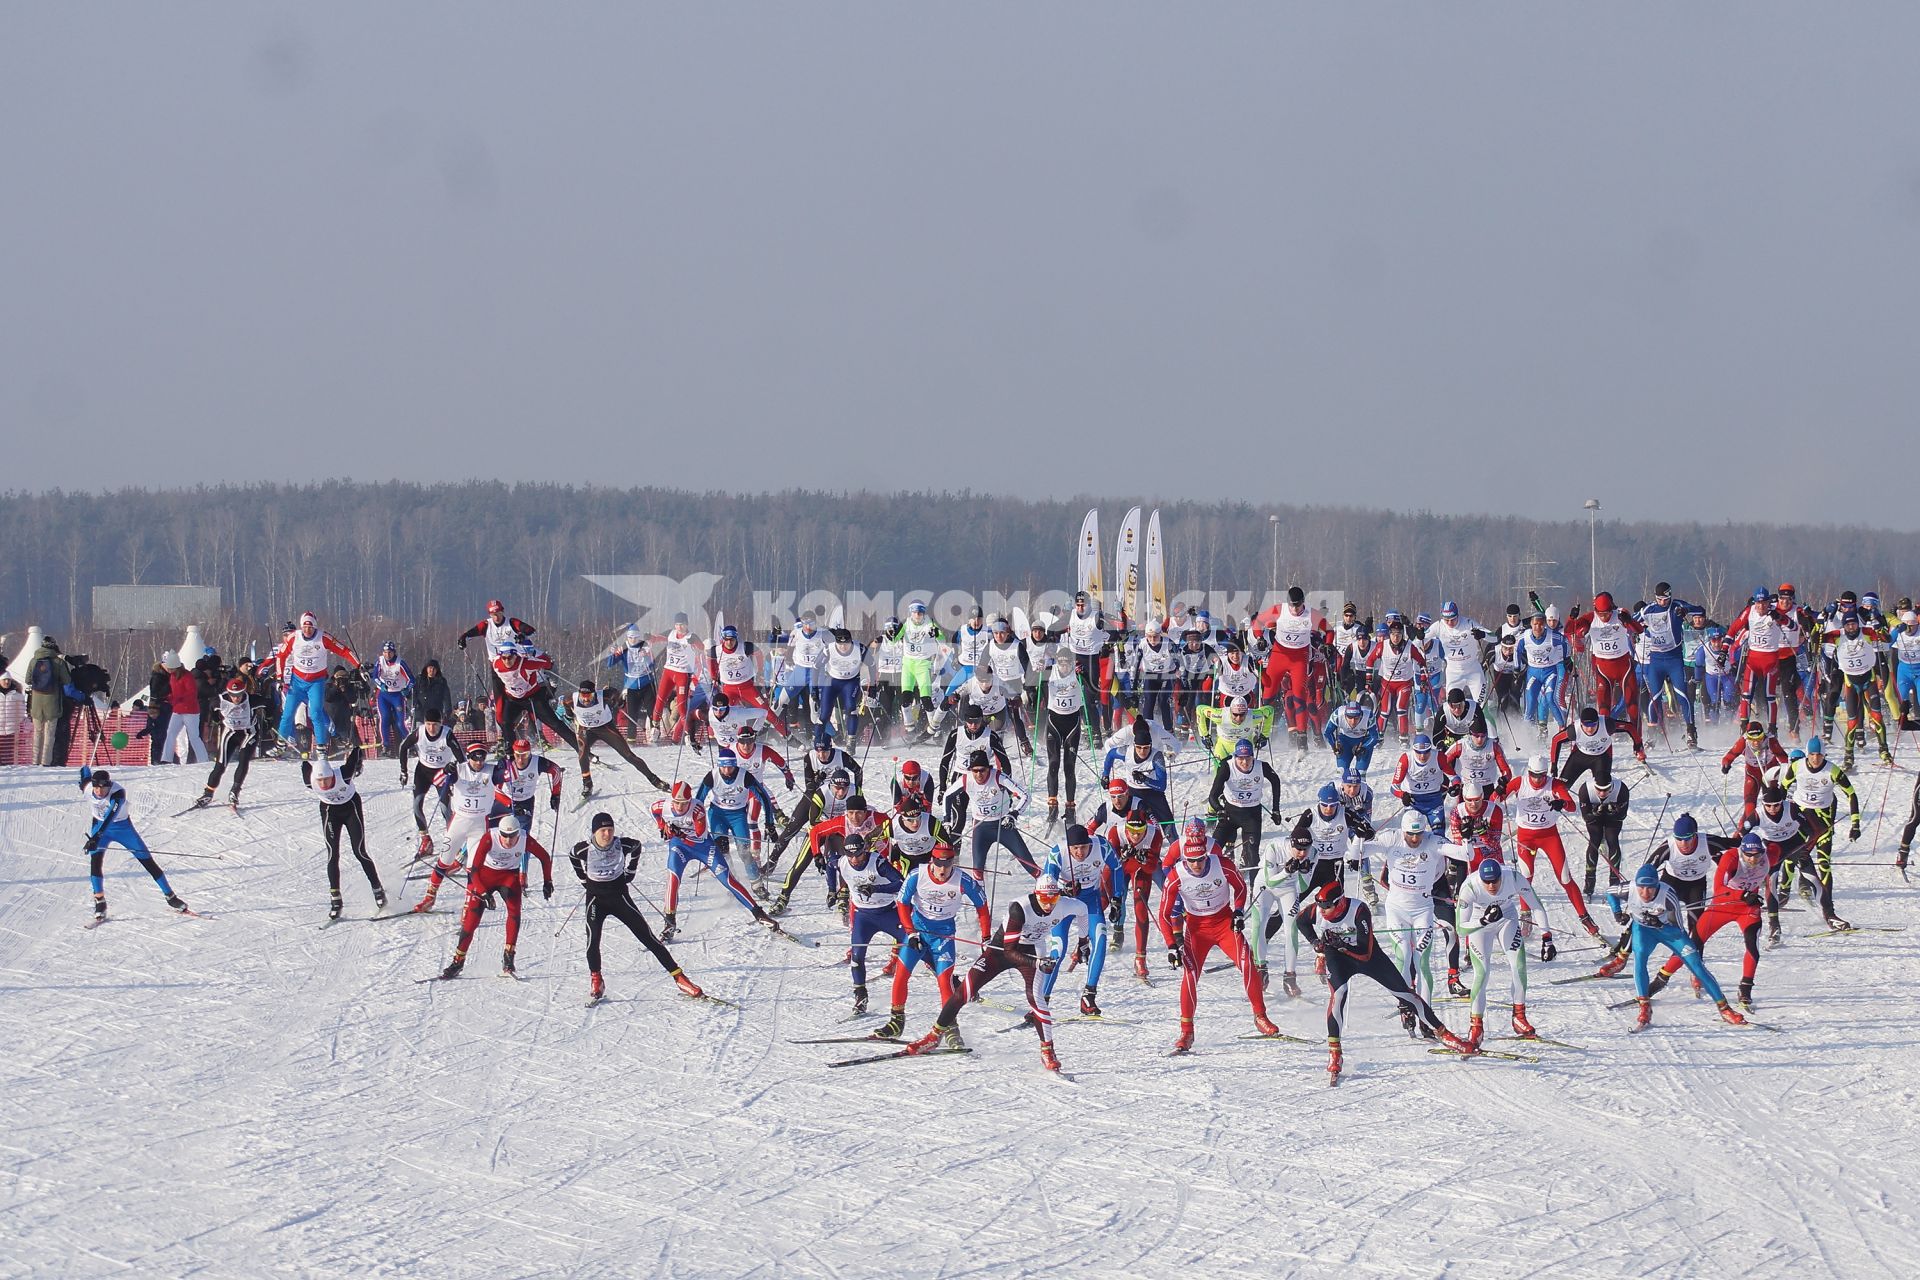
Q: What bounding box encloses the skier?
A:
[435,814,553,979]
[490,738,564,859]
[1037,824,1122,1016]
[1823,609,1893,767]
[1636,583,1700,747]
[1323,700,1382,776]
[1159,821,1280,1053]
[303,743,385,919]
[1364,616,1430,740]
[879,790,945,871]
[946,750,1038,880]
[1741,784,1807,945]
[1064,591,1112,737]
[1721,720,1789,824]
[370,641,414,757]
[1430,687,1486,754]
[1205,739,1284,870]
[876,842,990,1039]
[895,601,944,740]
[412,740,497,912]
[1575,772,1632,899]
[1101,803,1167,979]
[650,614,708,745]
[935,703,1010,801]
[1425,601,1490,699]
[565,680,668,799]
[266,612,361,754]
[1779,737,1860,930]
[840,832,907,1015]
[905,871,1088,1072]
[194,677,260,811]
[1366,810,1451,1016]
[1262,587,1324,750]
[817,628,868,741]
[397,708,460,856]
[572,811,704,1003]
[1197,695,1273,761]
[1605,863,1745,1030]
[1564,592,1645,750]
[1726,589,1795,731]
[694,748,782,912]
[709,623,783,730]
[1037,649,1088,832]
[1132,620,1182,732]
[1502,755,1600,942]
[1443,715,1513,799]
[1517,611,1570,733]
[603,625,657,743]
[77,766,189,922]
[1455,850,1546,1045]
[652,781,779,939]
[1296,878,1473,1081]
[1551,706,1622,791]
[1389,732,1455,830]
[493,642,575,751]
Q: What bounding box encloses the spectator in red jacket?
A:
[164,651,208,764]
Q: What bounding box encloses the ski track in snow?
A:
[2,721,1916,1278]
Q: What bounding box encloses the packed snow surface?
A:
[3,721,1916,1278]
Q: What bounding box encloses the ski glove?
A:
[1037,955,1057,974]
[550,793,561,812]
[1480,904,1504,925]
[542,880,554,901]
[1074,937,1091,964]
[1231,908,1246,933]
[1721,762,1732,775]
[1166,938,1183,968]
[1284,856,1307,874]
[1539,932,1557,962]
[1848,820,1861,842]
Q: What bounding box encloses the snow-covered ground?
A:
[3,718,1916,1279]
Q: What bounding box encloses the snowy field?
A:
[2,719,1916,1279]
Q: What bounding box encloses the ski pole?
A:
[551,897,582,938]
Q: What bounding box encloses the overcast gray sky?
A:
[4,5,1917,526]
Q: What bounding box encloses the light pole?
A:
[1583,499,1601,598]
[1268,514,1280,603]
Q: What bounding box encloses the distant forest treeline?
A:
[4,481,1916,679]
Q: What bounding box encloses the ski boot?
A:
[1634,997,1652,1029]
[227,792,241,813]
[1595,951,1628,979]
[439,953,466,980]
[1824,915,1854,932]
[1768,917,1782,946]
[1577,912,1600,938]
[1685,722,1698,749]
[416,830,435,858]
[1511,1005,1535,1038]
[92,893,107,921]
[1898,846,1910,872]
[1716,1000,1745,1026]
[501,946,516,976]
[1645,971,1670,997]
[907,1023,965,1055]
[165,894,189,913]
[1327,1038,1343,1081]
[878,1006,906,1039]
[1582,867,1597,898]
[1446,968,1469,998]
[1134,952,1149,979]
[1282,970,1302,998]
[1254,961,1268,992]
[589,973,605,1000]
[852,984,868,1016]
[580,776,594,800]
[1080,987,1101,1017]
[1438,1026,1474,1055]
[672,969,704,999]
[1043,797,1059,836]
[374,887,387,911]
[328,893,343,922]
[1039,1042,1061,1072]
[191,790,213,810]
[1633,747,1647,764]
[659,911,679,942]
[411,888,437,914]
[1171,1023,1194,1055]
[1737,978,1754,1010]
[1467,1015,1485,1051]
[1399,1005,1418,1037]
[768,893,790,919]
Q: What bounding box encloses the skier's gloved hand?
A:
[1740,889,1762,907]
[481,889,499,910]
[1074,937,1091,964]
[550,793,561,812]
[1285,856,1307,874]
[1480,904,1504,925]
[1231,908,1246,933]
[457,637,467,650]
[1166,937,1183,968]
[1549,799,1567,812]
[1270,807,1284,824]
[542,880,554,901]
[1106,898,1125,928]
[1037,954,1057,974]
[1539,932,1557,962]
[1721,762,1732,775]
[1345,858,1360,872]
[1848,819,1861,842]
